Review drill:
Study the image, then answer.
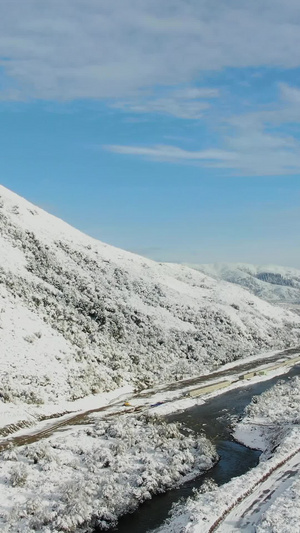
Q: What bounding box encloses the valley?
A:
[1,185,300,532]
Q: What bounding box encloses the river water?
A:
[111,365,300,533]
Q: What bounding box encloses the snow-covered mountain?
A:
[185,263,300,307]
[1,185,300,407]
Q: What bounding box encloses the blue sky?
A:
[1,1,300,267]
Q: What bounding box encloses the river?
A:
[109,365,300,533]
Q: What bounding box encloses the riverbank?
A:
[114,364,300,533]
[0,414,217,532]
[1,346,298,447]
[155,374,300,533]
[0,353,299,532]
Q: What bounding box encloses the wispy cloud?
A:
[219,130,300,176]
[104,125,300,176]
[104,144,236,162]
[2,1,300,179]
[228,83,300,128]
[104,76,300,177]
[0,1,300,100]
[280,83,300,105]
[112,86,219,119]
[214,82,300,175]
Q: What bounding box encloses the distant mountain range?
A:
[1,185,300,408]
[185,263,300,307]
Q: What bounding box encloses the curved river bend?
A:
[108,365,300,533]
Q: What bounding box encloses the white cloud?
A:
[112,86,219,119]
[219,133,300,176]
[104,127,300,176]
[171,88,219,99]
[280,83,300,104]
[2,1,300,178]
[104,144,237,162]
[227,83,300,129]
[112,99,209,119]
[0,1,300,100]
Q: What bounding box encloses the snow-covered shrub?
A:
[198,477,218,494]
[23,334,35,343]
[0,414,217,531]
[245,376,300,426]
[9,463,28,487]
[235,376,300,456]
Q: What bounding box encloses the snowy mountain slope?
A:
[1,185,300,407]
[185,262,300,306]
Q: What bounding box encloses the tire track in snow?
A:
[210,449,300,532]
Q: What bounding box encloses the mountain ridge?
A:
[1,185,300,408]
[185,262,300,307]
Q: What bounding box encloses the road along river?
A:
[1,346,299,451]
[111,364,300,533]
[0,348,299,532]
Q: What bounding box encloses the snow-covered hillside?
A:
[1,185,300,407]
[185,262,300,307]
